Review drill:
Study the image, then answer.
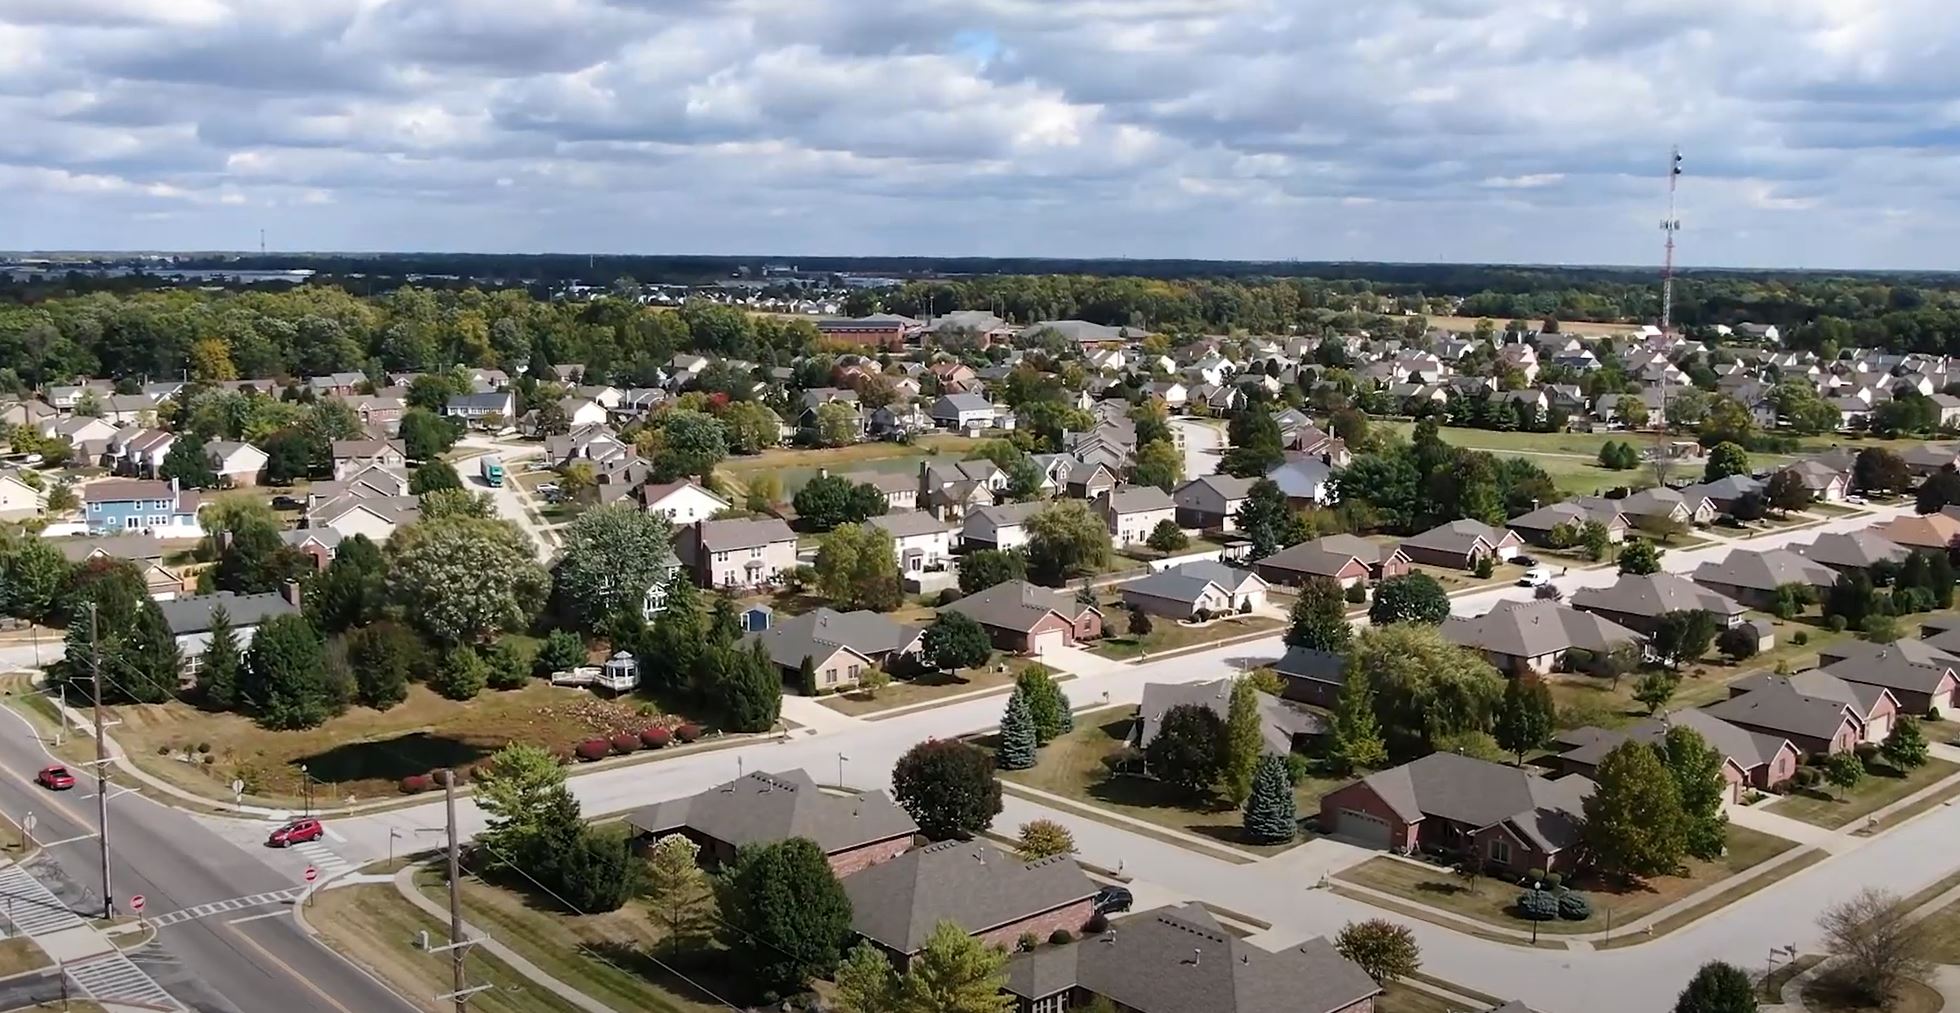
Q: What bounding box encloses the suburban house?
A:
[1253,533,1410,587]
[158,589,302,685]
[1002,903,1380,1013]
[51,535,185,599]
[281,528,343,571]
[1263,456,1335,506]
[0,471,43,521]
[625,770,917,876]
[1815,639,1960,714]
[1567,572,1751,636]
[1038,457,1118,500]
[1119,561,1269,619]
[842,841,1095,972]
[204,441,269,487]
[82,479,203,538]
[1702,677,1868,757]
[1319,752,1594,874]
[868,511,957,573]
[1440,600,1645,676]
[329,438,407,479]
[305,494,421,542]
[1729,670,1900,744]
[1681,474,1765,515]
[1171,475,1255,532]
[1095,486,1177,547]
[961,501,1042,552]
[635,480,730,525]
[919,459,1006,520]
[745,607,924,690]
[929,392,999,432]
[1875,511,1960,552]
[1133,678,1325,758]
[1506,497,1629,547]
[1798,530,1910,573]
[105,428,174,478]
[1553,708,1798,799]
[1399,519,1523,570]
[443,390,515,427]
[675,517,798,590]
[1690,548,1839,611]
[1272,645,1348,709]
[942,580,1104,655]
[840,470,920,512]
[1776,459,1849,502]
[1618,486,1715,528]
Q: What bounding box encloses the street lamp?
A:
[299,764,312,817]
[838,753,850,789]
[1530,878,1543,945]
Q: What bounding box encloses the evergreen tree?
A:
[648,572,704,691]
[196,604,243,711]
[1367,573,1451,625]
[720,639,783,732]
[996,687,1039,771]
[241,614,340,730]
[159,433,219,489]
[1328,669,1389,774]
[1222,677,1264,806]
[1242,753,1297,844]
[1284,577,1352,653]
[432,645,488,701]
[1492,675,1554,765]
[797,655,818,696]
[1015,666,1071,744]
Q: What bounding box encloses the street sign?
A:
[129,895,144,913]
[303,866,317,883]
[230,779,245,803]
[21,813,35,835]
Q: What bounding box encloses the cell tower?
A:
[1659,146,1683,332]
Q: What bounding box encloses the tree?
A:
[214,514,313,594]
[1825,571,1881,629]
[159,433,219,489]
[1579,519,1614,561]
[1854,448,1911,496]
[1024,500,1111,584]
[1015,666,1072,744]
[1131,439,1184,493]
[1127,606,1153,637]
[652,409,728,481]
[1702,442,1750,483]
[715,838,855,996]
[1349,624,1504,750]
[409,460,461,494]
[345,623,420,711]
[1222,408,1285,478]
[1699,396,1756,447]
[892,739,1002,840]
[1492,675,1554,765]
[388,516,548,644]
[1144,518,1188,555]
[793,474,887,532]
[240,614,341,730]
[532,400,571,438]
[1144,704,1225,796]
[399,409,459,460]
[1661,725,1730,861]
[1917,469,1960,514]
[1652,609,1719,669]
[474,744,573,862]
[957,548,1026,595]
[833,942,901,1013]
[1817,888,1933,1008]
[1823,750,1864,799]
[1242,753,1297,844]
[643,834,711,951]
[897,920,1013,1013]
[1235,478,1307,560]
[1367,573,1450,626]
[433,645,489,701]
[307,534,387,633]
[1634,670,1680,715]
[1014,819,1076,860]
[1582,740,1687,881]
[1765,469,1813,515]
[1220,677,1265,805]
[1716,625,1760,662]
[1673,962,1758,1013]
[1617,538,1663,575]
[262,429,314,484]
[1285,577,1352,653]
[1334,919,1421,984]
[196,605,243,711]
[719,639,782,732]
[923,611,992,672]
[1882,715,1929,770]
[812,401,862,448]
[815,523,903,611]
[1328,666,1389,774]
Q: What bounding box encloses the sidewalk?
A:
[390,865,612,1013]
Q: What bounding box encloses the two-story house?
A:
[676,517,798,590]
[330,438,408,480]
[929,393,999,432]
[159,589,302,686]
[869,511,957,573]
[1095,486,1177,547]
[82,479,203,538]
[961,501,1042,552]
[443,390,516,429]
[636,480,730,525]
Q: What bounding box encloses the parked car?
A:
[1093,885,1133,914]
[267,819,324,847]
[1846,494,1868,505]
[1511,554,1539,567]
[35,765,74,791]
[271,495,303,510]
[1517,567,1553,588]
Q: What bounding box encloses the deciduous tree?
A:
[1328,667,1388,774]
[409,460,462,494]
[159,432,219,489]
[1145,518,1189,555]
[1024,500,1111,584]
[923,611,992,672]
[1672,961,1759,1013]
[815,523,903,611]
[1661,725,1730,861]
[1015,665,1072,744]
[1349,624,1504,750]
[1817,888,1932,1008]
[1334,919,1421,984]
[1493,675,1554,765]
[1285,577,1352,653]
[387,516,548,644]
[957,548,1026,595]
[1144,704,1224,796]
[1222,677,1264,805]
[1366,573,1451,626]
[892,740,1002,840]
[1582,740,1687,881]
[833,942,901,1013]
[1618,538,1663,576]
[715,838,855,996]
[1014,819,1076,860]
[898,920,1013,1013]
[1702,442,1750,483]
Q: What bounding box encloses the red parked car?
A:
[266,819,324,847]
[35,765,74,791]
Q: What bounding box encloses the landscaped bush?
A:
[1516,890,1559,921]
[1284,753,1312,786]
[1558,891,1592,920]
[156,745,170,756]
[1017,932,1039,953]
[1085,912,1109,934]
[937,588,962,607]
[400,774,434,794]
[609,733,641,755]
[1048,929,1074,945]
[1793,630,1809,645]
[1192,608,1213,622]
[1792,766,1822,789]
[674,723,702,743]
[1855,743,1879,766]
[202,755,215,765]
[197,742,211,754]
[1345,582,1367,604]
[1930,707,1943,721]
[640,726,672,749]
[575,739,611,762]
[1826,615,1848,632]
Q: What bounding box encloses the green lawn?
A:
[819,656,1039,717]
[1773,757,1960,829]
[1093,613,1283,659]
[1335,825,1796,935]
[312,884,586,1013]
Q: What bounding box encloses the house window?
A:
[750,547,761,559]
[848,664,861,679]
[124,517,139,530]
[825,668,838,685]
[1489,837,1511,864]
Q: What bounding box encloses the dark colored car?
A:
[35,765,74,791]
[1511,554,1539,567]
[271,495,303,511]
[1093,885,1133,914]
[267,819,324,847]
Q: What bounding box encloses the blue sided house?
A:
[82,478,204,538]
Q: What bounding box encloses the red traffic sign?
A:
[129,895,145,913]
[303,866,318,882]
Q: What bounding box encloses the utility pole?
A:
[87,604,112,920]
[427,769,487,1012]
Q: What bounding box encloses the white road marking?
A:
[225,910,287,925]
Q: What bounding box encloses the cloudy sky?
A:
[5,0,1960,268]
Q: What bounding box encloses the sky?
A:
[6,0,1960,269]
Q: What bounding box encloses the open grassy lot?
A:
[106,682,689,807]
[1773,757,1960,829]
[1801,977,1945,1013]
[1336,824,1797,935]
[311,883,586,1013]
[1093,613,1283,660]
[994,707,1342,854]
[715,435,971,497]
[1547,615,1850,730]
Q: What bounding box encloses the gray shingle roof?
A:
[1815,638,1957,697]
[1100,485,1175,515]
[1569,572,1748,622]
[1441,600,1644,659]
[1136,679,1327,755]
[1508,497,1627,533]
[1274,646,1347,687]
[1798,531,1910,570]
[1400,519,1514,556]
[1703,679,1858,740]
[842,840,1095,954]
[743,608,921,671]
[1733,670,1893,718]
[624,769,916,854]
[694,516,795,552]
[1351,752,1593,853]
[1558,709,1794,773]
[156,591,299,635]
[868,510,954,539]
[1692,548,1840,593]
[945,580,1098,634]
[1121,561,1263,606]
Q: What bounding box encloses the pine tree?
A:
[1329,672,1388,774]
[197,604,243,711]
[1222,677,1264,806]
[720,639,782,733]
[797,655,818,696]
[996,687,1039,771]
[1242,753,1297,844]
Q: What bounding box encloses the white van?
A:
[1517,566,1553,588]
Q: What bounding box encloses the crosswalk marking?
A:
[64,951,181,1009]
[0,865,84,935]
[288,840,349,873]
[148,889,304,928]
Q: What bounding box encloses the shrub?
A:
[400,774,434,794]
[1192,607,1213,622]
[197,742,212,754]
[1048,929,1074,945]
[1017,931,1039,953]
[1558,891,1592,920]
[202,755,215,765]
[1793,630,1809,645]
[1345,582,1367,604]
[1826,615,1847,632]
[640,726,672,749]
[1526,867,1547,884]
[156,745,170,756]
[575,739,611,762]
[1474,555,1495,579]
[1793,766,1822,788]
[1929,706,1943,721]
[1543,872,1563,891]
[609,733,641,755]
[1516,890,1559,921]
[937,588,961,607]
[1284,752,1312,786]
[1854,743,1879,767]
[675,723,702,743]
[1085,912,1109,934]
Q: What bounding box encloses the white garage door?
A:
[1030,628,1067,656]
[1867,714,1891,742]
[1336,809,1391,848]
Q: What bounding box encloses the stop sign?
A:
[303,866,318,883]
[129,895,145,913]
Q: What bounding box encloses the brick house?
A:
[1254,533,1409,588]
[1553,709,1798,800]
[1689,548,1839,611]
[1398,519,1523,571]
[842,841,1095,971]
[624,770,917,877]
[1816,639,1960,714]
[1319,753,1594,875]
[941,580,1103,656]
[1568,572,1750,637]
[1439,600,1645,677]
[1702,676,1871,758]
[1728,670,1900,745]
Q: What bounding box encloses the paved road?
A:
[0,705,420,1013]
[1172,417,1224,480]
[454,437,555,561]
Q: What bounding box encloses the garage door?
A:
[1029,628,1067,656]
[1867,714,1891,742]
[1336,809,1391,848]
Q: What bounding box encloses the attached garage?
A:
[1029,627,1068,656]
[1332,808,1391,849]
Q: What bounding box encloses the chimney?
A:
[280,579,302,607]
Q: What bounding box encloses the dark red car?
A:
[267,819,324,847]
[35,765,74,791]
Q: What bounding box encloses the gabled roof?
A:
[1263,457,1332,499]
[1703,679,1860,740]
[966,501,1042,529]
[691,516,795,552]
[49,534,164,563]
[1558,709,1793,773]
[1401,519,1515,556]
[945,580,1100,633]
[1569,572,1748,621]
[744,607,921,671]
[1136,679,1326,755]
[1442,599,1644,659]
[1507,497,1627,533]
[869,510,955,539]
[1172,474,1255,506]
[156,591,299,635]
[624,769,917,854]
[1691,548,1839,592]
[842,841,1095,954]
[1099,485,1175,515]
[1799,530,1910,570]
[1348,752,1593,853]
[1816,639,1959,697]
[1876,512,1960,551]
[1273,646,1347,687]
